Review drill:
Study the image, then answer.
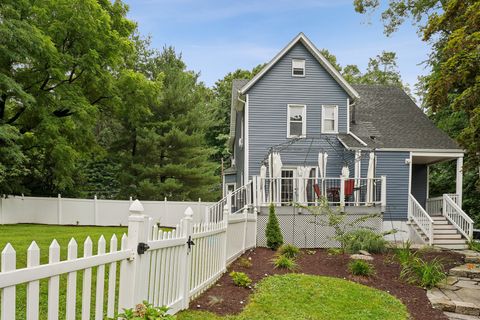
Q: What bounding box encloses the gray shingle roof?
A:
[337,134,366,149]
[349,84,461,150]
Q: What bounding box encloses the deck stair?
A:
[409,194,473,250]
[413,216,468,250]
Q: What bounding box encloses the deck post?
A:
[339,176,345,210]
[456,157,463,207]
[252,177,258,208]
[226,191,232,215]
[381,176,387,209]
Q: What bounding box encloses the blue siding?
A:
[224,174,236,184]
[375,151,410,221]
[247,42,350,178]
[411,164,427,208]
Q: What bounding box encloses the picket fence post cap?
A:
[184,207,194,218]
[129,199,144,213]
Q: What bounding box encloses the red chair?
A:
[314,184,321,199]
[345,179,355,197]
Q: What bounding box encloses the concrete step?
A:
[434,239,468,245]
[437,244,469,250]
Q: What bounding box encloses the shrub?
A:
[266,203,283,250]
[400,257,446,289]
[238,257,252,268]
[229,271,252,287]
[341,229,388,254]
[468,240,480,252]
[327,248,343,255]
[272,255,297,271]
[117,301,174,319]
[277,244,300,259]
[394,241,417,268]
[348,259,375,276]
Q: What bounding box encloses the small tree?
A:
[266,203,283,250]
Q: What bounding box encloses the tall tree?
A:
[111,47,219,201]
[0,0,136,195]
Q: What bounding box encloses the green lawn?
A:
[0,224,127,320]
[177,274,409,320]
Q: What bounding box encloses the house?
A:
[220,33,473,249]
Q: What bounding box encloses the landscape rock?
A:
[350,254,373,261]
[455,302,480,316]
[358,250,371,256]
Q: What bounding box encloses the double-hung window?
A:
[287,104,306,138]
[322,105,338,133]
[292,59,305,77]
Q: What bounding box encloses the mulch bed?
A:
[189,247,464,320]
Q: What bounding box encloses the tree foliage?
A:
[207,65,264,166]
[354,0,480,225]
[0,0,220,201]
[266,203,284,250]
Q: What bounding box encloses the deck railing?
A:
[409,194,434,245]
[443,194,473,239]
[426,193,460,215]
[253,176,386,208]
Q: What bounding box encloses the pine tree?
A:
[266,203,283,250]
[112,47,219,201]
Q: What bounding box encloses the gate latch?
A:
[187,236,195,253]
[137,242,150,255]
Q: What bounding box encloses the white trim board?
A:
[244,94,250,185]
[239,33,359,99]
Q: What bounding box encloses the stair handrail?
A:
[443,194,474,239]
[409,194,434,245]
[207,181,253,223]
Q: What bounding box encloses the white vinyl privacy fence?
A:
[0,200,256,319]
[0,195,213,227]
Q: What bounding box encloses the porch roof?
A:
[349,85,462,151]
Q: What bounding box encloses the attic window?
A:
[292,59,305,77]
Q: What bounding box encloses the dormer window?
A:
[292,59,305,77]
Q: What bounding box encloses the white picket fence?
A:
[0,200,257,319]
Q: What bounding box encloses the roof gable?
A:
[239,33,359,99]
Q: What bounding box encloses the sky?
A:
[123,0,431,89]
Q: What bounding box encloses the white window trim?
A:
[291,59,305,77]
[225,183,236,196]
[321,105,338,134]
[287,104,307,138]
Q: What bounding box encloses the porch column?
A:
[456,156,463,207]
